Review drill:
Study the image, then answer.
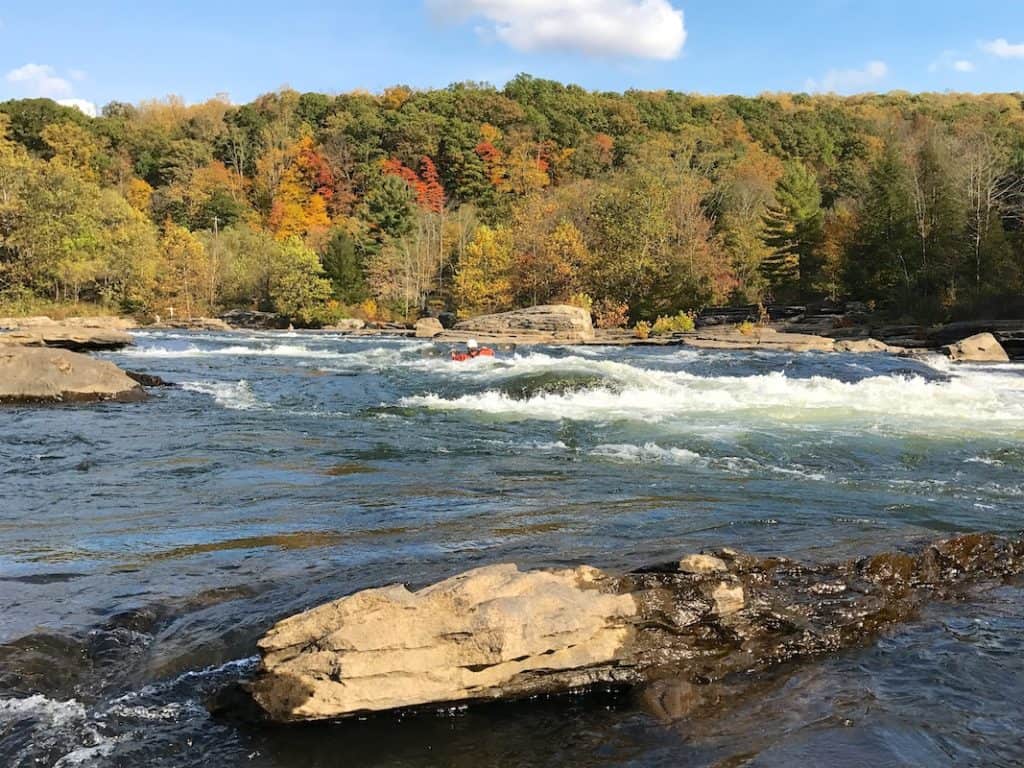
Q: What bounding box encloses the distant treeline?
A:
[2,76,1024,324]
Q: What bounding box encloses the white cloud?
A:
[427,0,686,60]
[805,60,888,94]
[57,98,98,118]
[929,50,975,73]
[981,38,1024,59]
[4,63,96,117]
[5,63,73,98]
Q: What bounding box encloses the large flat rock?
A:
[451,305,595,343]
[245,534,1024,723]
[0,326,134,351]
[0,317,135,351]
[0,346,146,404]
[682,327,836,353]
[251,564,636,721]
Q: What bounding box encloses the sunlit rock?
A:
[944,332,1010,363]
[0,346,146,404]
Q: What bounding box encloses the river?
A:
[2,330,1023,766]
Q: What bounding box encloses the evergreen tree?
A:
[762,162,823,301]
[321,229,368,304]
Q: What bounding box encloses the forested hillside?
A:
[2,76,1023,325]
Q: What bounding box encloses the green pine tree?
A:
[762,162,824,301]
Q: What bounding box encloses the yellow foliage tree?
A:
[454,224,513,318]
[156,221,213,318]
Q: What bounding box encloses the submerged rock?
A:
[448,305,595,343]
[0,347,146,404]
[246,534,1024,723]
[125,370,175,388]
[944,332,1010,363]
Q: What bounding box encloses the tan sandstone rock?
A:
[0,347,146,404]
[414,317,444,338]
[710,582,745,616]
[251,563,637,722]
[678,554,728,575]
[683,327,835,353]
[834,338,890,354]
[0,325,134,352]
[324,318,367,332]
[448,305,595,344]
[944,332,1010,363]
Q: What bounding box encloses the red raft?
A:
[450,348,495,362]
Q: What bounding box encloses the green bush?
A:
[651,311,696,336]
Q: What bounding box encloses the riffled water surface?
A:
[2,331,1023,767]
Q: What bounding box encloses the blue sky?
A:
[2,0,1024,115]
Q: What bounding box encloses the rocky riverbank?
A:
[237,533,1023,723]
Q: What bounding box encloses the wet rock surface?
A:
[244,533,1024,723]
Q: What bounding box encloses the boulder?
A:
[220,310,290,330]
[251,564,636,721]
[944,332,1010,363]
[323,318,367,332]
[244,534,1024,723]
[414,317,444,338]
[450,305,595,343]
[0,347,146,404]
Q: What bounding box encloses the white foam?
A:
[181,380,261,410]
[590,442,829,481]
[0,695,86,727]
[403,363,1024,436]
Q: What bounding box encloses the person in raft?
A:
[451,339,495,362]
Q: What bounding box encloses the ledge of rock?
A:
[944,332,1010,363]
[0,317,135,352]
[834,338,900,354]
[0,346,146,404]
[682,327,835,353]
[0,327,134,352]
[151,317,233,332]
[244,533,1024,723]
[447,305,594,344]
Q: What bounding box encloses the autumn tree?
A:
[454,224,513,317]
[269,237,335,325]
[157,221,213,318]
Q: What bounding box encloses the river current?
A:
[1,330,1023,767]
